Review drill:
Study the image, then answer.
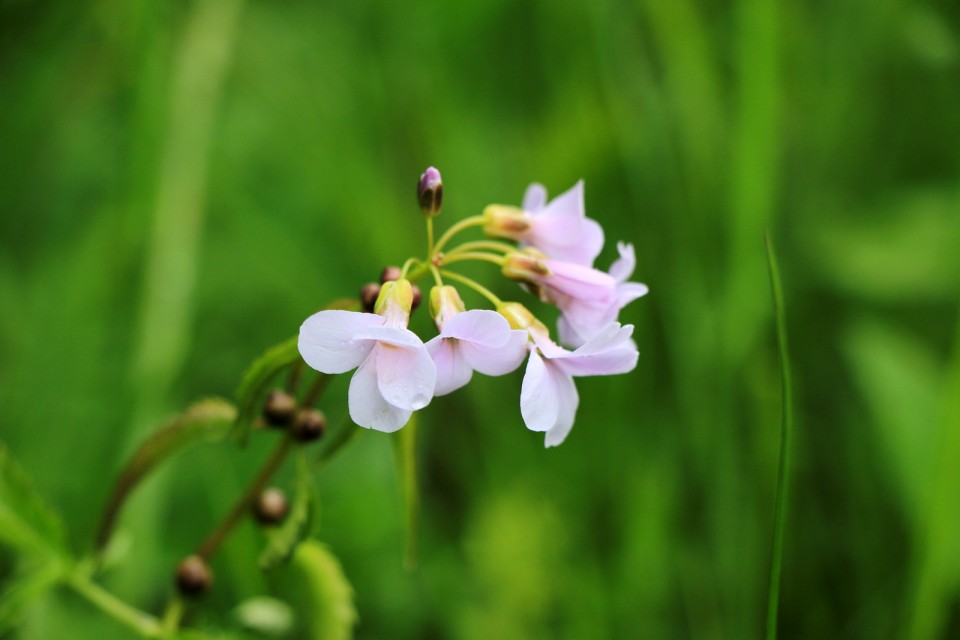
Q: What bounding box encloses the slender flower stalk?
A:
[432,215,486,255]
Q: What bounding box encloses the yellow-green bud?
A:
[482,204,530,240]
[429,285,466,328]
[374,278,414,325]
[502,248,551,284]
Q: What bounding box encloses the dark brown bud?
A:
[293,408,327,442]
[176,555,212,596]
[380,265,401,284]
[411,284,422,312]
[360,282,381,312]
[263,389,297,427]
[254,488,288,525]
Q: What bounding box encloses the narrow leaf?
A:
[259,450,315,571]
[287,540,357,640]
[764,234,794,640]
[95,398,236,552]
[0,443,70,559]
[0,561,65,633]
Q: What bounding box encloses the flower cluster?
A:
[298,169,648,446]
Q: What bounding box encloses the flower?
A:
[556,242,649,347]
[424,286,528,396]
[297,280,436,432]
[418,167,443,218]
[483,180,604,266]
[520,322,638,447]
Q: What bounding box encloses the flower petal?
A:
[520,349,559,432]
[608,242,636,283]
[425,337,473,396]
[544,368,579,447]
[523,183,548,212]
[553,324,639,377]
[348,354,412,432]
[441,310,513,348]
[375,341,436,410]
[298,310,383,374]
[459,329,529,376]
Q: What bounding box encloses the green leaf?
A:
[259,450,315,571]
[0,442,70,559]
[0,561,65,633]
[94,398,237,552]
[234,298,360,445]
[287,540,357,640]
[233,596,295,637]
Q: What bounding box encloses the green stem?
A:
[432,215,486,255]
[439,270,503,306]
[444,240,515,256]
[764,233,793,640]
[441,251,506,268]
[429,263,443,287]
[68,573,161,638]
[160,597,184,638]
[197,435,294,560]
[302,373,332,407]
[426,217,435,257]
[399,257,419,279]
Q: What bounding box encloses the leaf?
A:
[0,442,70,559]
[233,297,360,445]
[0,561,65,633]
[259,450,314,571]
[232,596,295,637]
[94,398,237,552]
[287,540,357,640]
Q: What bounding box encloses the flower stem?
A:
[432,215,486,256]
[68,572,161,638]
[399,257,419,279]
[426,217,435,257]
[429,263,443,287]
[441,251,506,268]
[439,269,502,306]
[302,373,332,407]
[444,240,515,256]
[160,597,184,638]
[196,435,294,560]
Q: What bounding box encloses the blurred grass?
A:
[1,0,959,638]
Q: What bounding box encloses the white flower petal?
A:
[520,349,559,432]
[608,242,637,283]
[426,337,474,396]
[459,329,529,376]
[522,183,548,212]
[298,310,382,374]
[375,341,436,410]
[348,354,412,432]
[544,368,579,447]
[441,310,513,348]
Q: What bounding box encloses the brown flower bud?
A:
[411,284,422,312]
[293,408,327,442]
[176,555,212,596]
[263,390,297,427]
[379,265,401,284]
[254,488,289,525]
[360,282,381,312]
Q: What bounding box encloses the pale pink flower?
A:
[556,242,649,347]
[520,323,638,447]
[298,283,436,432]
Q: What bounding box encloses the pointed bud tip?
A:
[418,167,443,218]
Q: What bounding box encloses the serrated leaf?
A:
[95,398,237,551]
[259,450,314,571]
[0,443,70,560]
[0,561,65,633]
[288,540,357,640]
[234,299,359,445]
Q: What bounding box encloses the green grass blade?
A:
[764,233,793,640]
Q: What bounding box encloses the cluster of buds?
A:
[298,168,647,447]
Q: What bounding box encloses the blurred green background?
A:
[2,0,959,637]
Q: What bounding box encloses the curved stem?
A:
[426,217,435,257]
[196,435,294,560]
[439,270,503,307]
[160,598,184,638]
[444,240,515,256]
[441,251,506,268]
[68,572,161,638]
[399,257,419,279]
[432,215,486,256]
[429,263,443,287]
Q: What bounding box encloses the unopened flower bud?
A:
[374,278,414,325]
[380,265,401,284]
[360,282,381,312]
[418,167,443,218]
[176,555,213,596]
[254,488,288,525]
[483,204,530,240]
[497,302,539,331]
[429,285,466,328]
[411,284,422,312]
[502,248,551,284]
[263,390,297,427]
[293,408,327,442]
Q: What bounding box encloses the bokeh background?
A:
[2,0,960,638]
